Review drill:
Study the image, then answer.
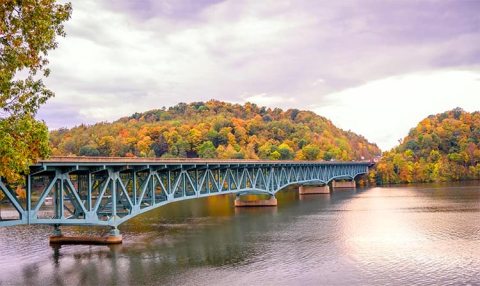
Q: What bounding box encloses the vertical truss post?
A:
[87,172,92,212]
[58,177,64,219]
[227,169,231,191]
[167,170,171,198]
[150,170,155,205]
[235,169,238,190]
[111,171,117,219]
[78,175,83,201]
[26,174,31,224]
[132,170,137,206]
[182,171,186,197]
[195,169,199,196]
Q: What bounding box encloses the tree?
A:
[277,143,294,160]
[197,141,216,158]
[79,145,100,157]
[136,136,152,157]
[98,135,115,156]
[302,144,320,160]
[0,115,50,182]
[1,1,72,116]
[269,150,281,160]
[0,1,71,183]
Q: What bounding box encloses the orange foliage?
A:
[50,100,381,161]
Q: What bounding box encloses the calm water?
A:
[0,183,479,286]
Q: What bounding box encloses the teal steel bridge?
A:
[0,157,372,231]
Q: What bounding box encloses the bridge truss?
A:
[0,158,370,228]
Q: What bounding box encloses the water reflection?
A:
[342,186,480,285]
[0,183,479,285]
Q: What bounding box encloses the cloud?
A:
[36,0,480,149]
[314,69,480,150]
[242,93,294,107]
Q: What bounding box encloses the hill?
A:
[49,100,380,161]
[373,108,480,183]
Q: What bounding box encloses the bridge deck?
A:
[37,156,373,166]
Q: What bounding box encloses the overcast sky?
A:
[37,0,480,150]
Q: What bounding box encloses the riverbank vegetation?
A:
[50,100,381,161]
[372,108,480,184]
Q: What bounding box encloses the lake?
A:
[0,182,479,285]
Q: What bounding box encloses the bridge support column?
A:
[51,224,62,237]
[106,227,123,244]
[49,226,123,245]
[332,180,356,188]
[299,185,330,195]
[234,195,277,207]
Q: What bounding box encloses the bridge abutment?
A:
[299,185,330,194]
[332,180,356,188]
[234,195,277,207]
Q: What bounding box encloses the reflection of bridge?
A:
[0,157,372,242]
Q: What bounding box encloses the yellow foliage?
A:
[49,101,381,161]
[375,108,480,184]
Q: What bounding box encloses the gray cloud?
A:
[103,0,226,21]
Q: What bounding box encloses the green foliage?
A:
[269,150,281,160]
[277,143,294,160]
[302,144,321,160]
[196,141,216,158]
[0,115,50,183]
[79,145,100,157]
[50,100,381,161]
[0,1,71,183]
[1,0,72,117]
[374,108,480,184]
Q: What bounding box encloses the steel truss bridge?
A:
[0,157,371,231]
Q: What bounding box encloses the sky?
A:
[37,0,480,150]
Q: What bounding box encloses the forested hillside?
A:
[373,108,480,184]
[50,100,380,160]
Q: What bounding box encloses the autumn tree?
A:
[302,144,321,160]
[197,141,216,158]
[373,108,480,184]
[0,1,72,183]
[49,100,381,162]
[277,143,294,160]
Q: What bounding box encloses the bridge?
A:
[0,157,372,243]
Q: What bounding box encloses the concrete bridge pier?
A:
[332,180,356,188]
[105,227,123,244]
[299,185,330,194]
[234,194,278,207]
[49,226,123,245]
